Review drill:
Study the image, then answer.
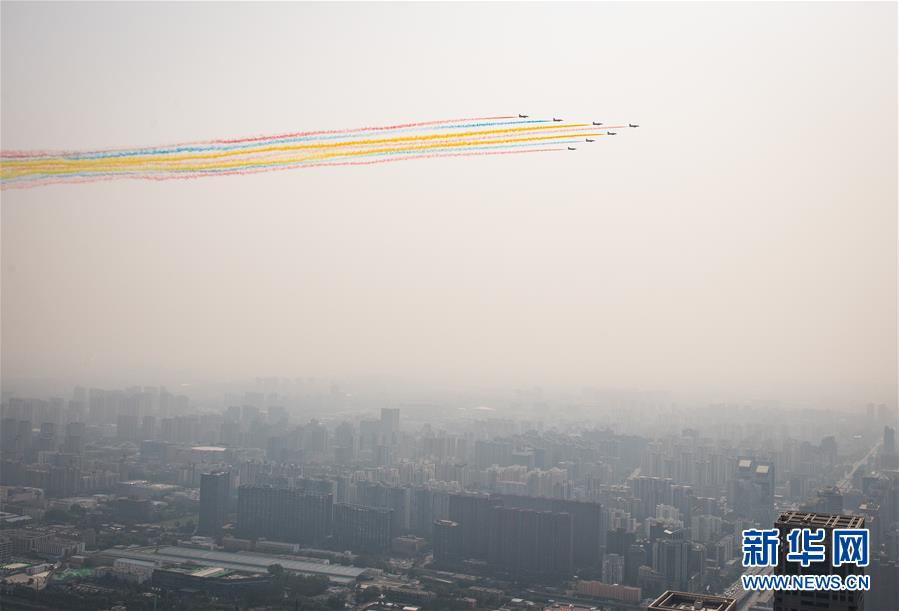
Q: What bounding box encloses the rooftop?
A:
[649,591,736,611]
[99,545,367,585]
[776,511,864,530]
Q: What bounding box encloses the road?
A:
[721,565,773,610]
[838,439,881,493]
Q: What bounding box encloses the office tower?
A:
[432,519,462,563]
[380,408,400,442]
[728,458,774,525]
[448,493,497,560]
[486,506,573,578]
[773,511,866,611]
[236,485,333,544]
[648,591,735,611]
[333,503,392,552]
[198,471,231,536]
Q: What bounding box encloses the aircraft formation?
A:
[1,114,639,190]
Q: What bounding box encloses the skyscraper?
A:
[773,511,866,611]
[729,458,774,526]
[432,519,462,564]
[380,408,400,444]
[197,471,231,536]
[448,493,496,560]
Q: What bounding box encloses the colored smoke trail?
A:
[1,116,632,189]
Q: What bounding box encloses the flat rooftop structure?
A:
[648,590,736,611]
[776,511,865,530]
[99,545,368,585]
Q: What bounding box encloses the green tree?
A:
[357,586,381,603]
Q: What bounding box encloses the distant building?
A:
[492,494,604,567]
[432,519,462,563]
[197,471,231,536]
[486,505,573,578]
[236,485,332,544]
[448,493,495,560]
[577,580,641,603]
[728,458,774,526]
[333,503,392,552]
[380,408,400,441]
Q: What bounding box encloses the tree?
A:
[357,586,381,603]
[291,574,329,597]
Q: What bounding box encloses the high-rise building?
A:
[729,458,774,526]
[35,422,57,453]
[48,465,79,497]
[603,552,625,584]
[380,408,400,444]
[486,506,573,578]
[493,494,604,567]
[333,503,392,552]
[116,413,140,441]
[474,440,513,469]
[773,511,866,611]
[63,422,85,455]
[630,476,674,522]
[236,485,333,544]
[652,530,692,592]
[432,519,462,564]
[197,471,231,536]
[448,493,496,560]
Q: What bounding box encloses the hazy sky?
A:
[2,2,896,404]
